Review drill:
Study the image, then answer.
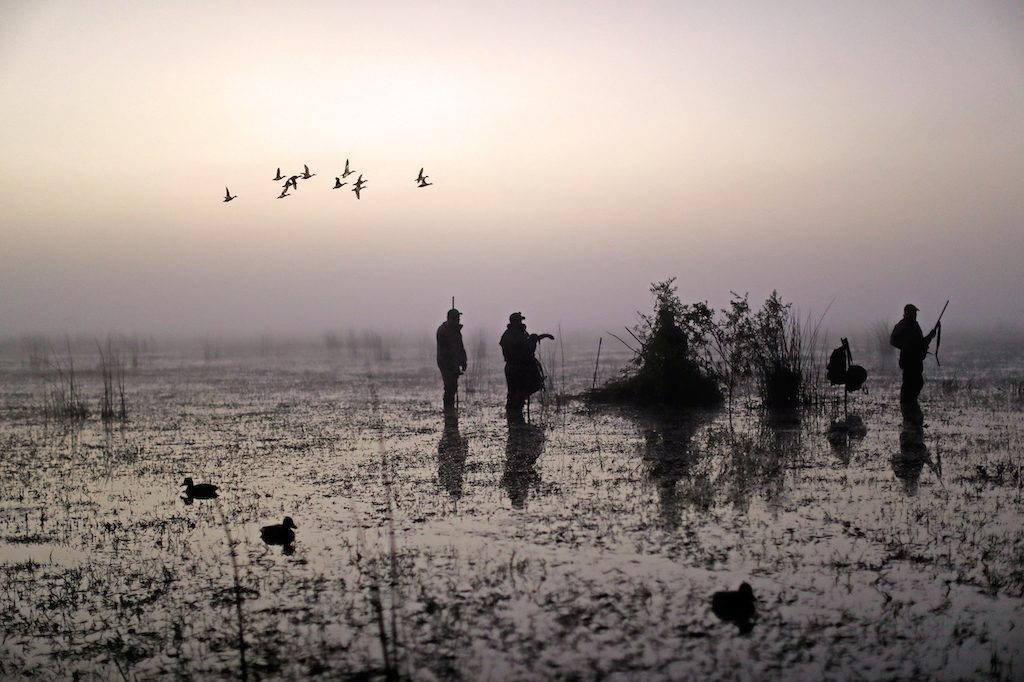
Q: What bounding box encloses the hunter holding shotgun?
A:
[437,306,468,412]
[890,302,946,404]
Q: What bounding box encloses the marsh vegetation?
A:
[592,279,827,414]
[0,335,1022,679]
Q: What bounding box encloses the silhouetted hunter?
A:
[436,308,467,411]
[639,304,693,404]
[499,312,553,415]
[655,305,688,356]
[890,304,939,404]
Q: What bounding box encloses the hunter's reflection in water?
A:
[437,411,468,500]
[827,414,868,464]
[892,401,937,496]
[502,417,545,509]
[642,417,702,528]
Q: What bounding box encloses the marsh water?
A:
[1,337,1023,680]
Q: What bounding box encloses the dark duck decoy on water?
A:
[711,582,756,633]
[260,516,297,545]
[181,477,219,499]
[223,187,236,202]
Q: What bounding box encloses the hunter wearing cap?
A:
[499,312,553,414]
[437,308,468,411]
[890,303,939,404]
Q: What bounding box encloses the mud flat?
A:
[1,341,1022,680]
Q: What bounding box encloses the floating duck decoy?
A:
[416,168,432,187]
[181,477,219,499]
[711,582,756,633]
[333,177,346,189]
[223,187,236,202]
[277,187,290,199]
[341,159,354,178]
[352,174,366,200]
[273,168,284,181]
[301,164,315,180]
[260,516,297,545]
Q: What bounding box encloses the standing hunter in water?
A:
[499,312,553,416]
[890,303,940,404]
[436,307,468,412]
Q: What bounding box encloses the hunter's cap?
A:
[447,308,462,319]
[904,304,919,314]
[509,312,525,324]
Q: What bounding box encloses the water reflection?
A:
[827,414,868,463]
[638,410,799,520]
[437,412,468,500]
[502,418,545,509]
[641,416,702,527]
[763,410,802,458]
[892,402,933,496]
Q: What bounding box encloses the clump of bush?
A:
[591,279,722,408]
[592,279,822,412]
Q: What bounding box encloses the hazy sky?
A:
[2,1,1022,337]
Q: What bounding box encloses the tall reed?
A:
[97,339,127,421]
[750,292,830,409]
[44,340,89,420]
[368,376,402,681]
[214,499,249,682]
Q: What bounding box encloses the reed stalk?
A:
[214,499,248,682]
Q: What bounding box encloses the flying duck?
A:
[416,168,432,187]
[273,168,284,181]
[223,188,236,202]
[352,174,366,200]
[301,164,315,180]
[333,177,346,189]
[341,159,354,178]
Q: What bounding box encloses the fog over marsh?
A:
[2,1,1023,336]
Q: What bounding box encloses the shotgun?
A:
[932,300,949,366]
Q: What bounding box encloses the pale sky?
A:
[2,1,1022,337]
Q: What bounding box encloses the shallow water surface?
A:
[1,342,1022,680]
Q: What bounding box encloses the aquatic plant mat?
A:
[1,341,1022,680]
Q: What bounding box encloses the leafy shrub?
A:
[592,281,824,411]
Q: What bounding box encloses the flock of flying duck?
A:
[222,159,432,203]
